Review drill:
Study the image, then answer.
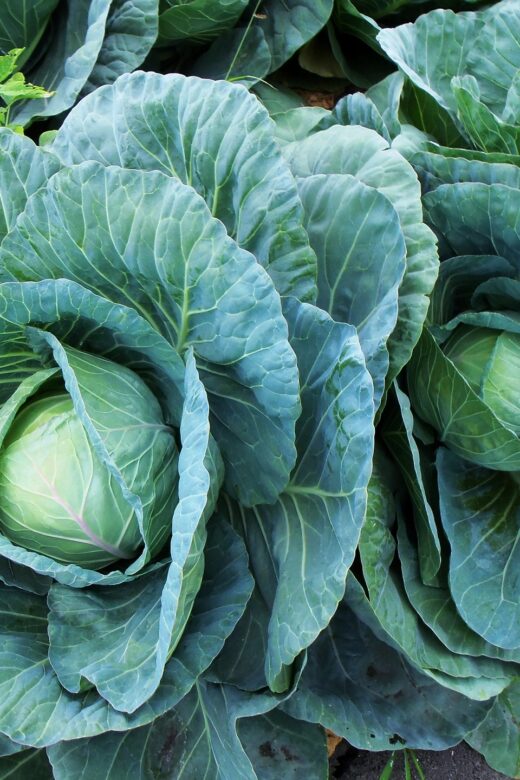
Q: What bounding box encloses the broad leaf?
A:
[297,172,405,407]
[437,448,520,650]
[408,328,520,471]
[285,124,438,391]
[361,448,514,700]
[224,298,374,693]
[380,384,442,584]
[283,575,492,750]
[11,0,112,125]
[85,0,159,91]
[51,72,317,302]
[467,680,520,778]
[0,163,300,506]
[0,749,53,779]
[193,0,334,80]
[0,519,252,746]
[0,129,59,244]
[158,0,248,45]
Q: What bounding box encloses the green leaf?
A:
[377,9,484,114]
[467,680,520,778]
[381,384,442,585]
[410,149,520,194]
[0,278,187,587]
[297,172,406,407]
[360,448,514,699]
[10,0,112,124]
[437,448,520,649]
[0,519,252,747]
[0,163,301,506]
[466,1,520,116]
[285,124,439,391]
[24,330,179,570]
[0,749,53,779]
[47,351,222,713]
[0,71,53,106]
[452,75,520,154]
[408,328,520,471]
[0,129,60,243]
[398,509,520,662]
[283,575,492,750]
[84,0,158,92]
[48,681,306,780]
[51,72,317,303]
[193,0,334,80]
[0,3,59,59]
[158,0,248,45]
[324,91,391,142]
[223,298,374,692]
[0,48,24,83]
[240,709,328,779]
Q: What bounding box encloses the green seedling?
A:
[0,48,54,131]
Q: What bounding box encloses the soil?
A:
[330,741,509,779]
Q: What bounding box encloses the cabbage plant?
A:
[0,72,385,777]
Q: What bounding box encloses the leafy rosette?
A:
[344,137,520,777]
[0,73,377,776]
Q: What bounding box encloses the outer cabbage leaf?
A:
[380,384,442,585]
[284,124,438,392]
[47,684,326,780]
[283,575,492,749]
[192,0,334,81]
[437,448,520,650]
[0,748,53,778]
[0,130,60,244]
[423,182,520,269]
[360,447,516,699]
[51,72,317,303]
[10,0,113,125]
[220,298,374,693]
[398,514,520,662]
[84,0,159,91]
[452,75,520,155]
[157,0,248,45]
[466,0,520,117]
[297,172,405,407]
[0,162,300,506]
[0,519,252,747]
[377,9,483,114]
[467,680,520,778]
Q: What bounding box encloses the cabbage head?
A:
[0,350,178,568]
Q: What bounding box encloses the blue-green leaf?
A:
[297,173,405,407]
[437,448,520,649]
[0,163,300,506]
[226,298,374,692]
[51,72,317,302]
[0,519,252,747]
[283,575,493,750]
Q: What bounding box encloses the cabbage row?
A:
[0,1,519,778]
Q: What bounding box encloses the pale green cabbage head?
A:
[0,353,179,570]
[444,325,520,435]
